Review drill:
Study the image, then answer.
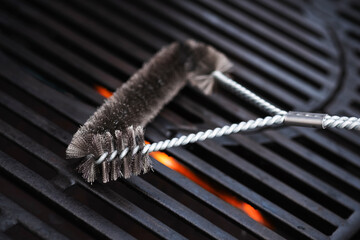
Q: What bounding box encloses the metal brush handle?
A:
[95,71,360,165]
[95,114,285,164]
[212,71,287,115]
[212,72,360,130]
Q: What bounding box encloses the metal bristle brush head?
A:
[66,39,232,183]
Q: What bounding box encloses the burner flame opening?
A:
[95,85,271,228]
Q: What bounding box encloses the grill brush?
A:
[67,40,360,184]
[66,40,232,183]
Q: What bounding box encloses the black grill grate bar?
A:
[148,144,326,240]
[338,7,360,29]
[331,212,360,240]
[26,0,152,64]
[230,67,307,107]
[191,140,344,225]
[0,92,72,145]
[344,108,360,120]
[0,34,104,106]
[0,232,11,240]
[1,0,300,114]
[125,177,238,240]
[224,0,335,58]
[5,0,308,110]
[43,0,332,108]
[0,11,123,90]
[1,0,142,74]
[297,128,360,171]
[346,33,360,49]
[151,161,286,240]
[100,0,188,43]
[132,0,323,97]
[326,125,360,150]
[168,0,332,86]
[105,0,338,110]
[0,150,135,240]
[66,0,315,105]
[264,131,360,198]
[251,0,325,39]
[88,0,331,83]
[320,130,360,159]
[0,194,68,240]
[196,0,333,74]
[0,59,93,124]
[68,0,167,51]
[0,119,189,240]
[32,0,318,105]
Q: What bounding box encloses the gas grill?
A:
[0,0,360,239]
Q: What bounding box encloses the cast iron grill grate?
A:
[0,0,359,239]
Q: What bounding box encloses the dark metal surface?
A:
[0,0,359,239]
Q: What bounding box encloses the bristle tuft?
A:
[185,40,232,95]
[77,154,96,184]
[66,128,92,159]
[135,126,153,173]
[76,132,116,183]
[111,130,122,181]
[121,127,134,179]
[115,126,152,180]
[132,128,142,176]
[101,132,112,183]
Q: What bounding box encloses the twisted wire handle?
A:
[141,115,284,153]
[323,115,360,130]
[95,71,359,165]
[96,115,285,164]
[212,71,287,116]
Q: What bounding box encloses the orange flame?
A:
[95,85,270,227]
[94,85,113,98]
[149,148,270,227]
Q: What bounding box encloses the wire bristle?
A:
[111,131,121,181]
[101,132,113,183]
[130,127,141,176]
[185,39,233,95]
[121,126,134,179]
[75,126,151,183]
[66,128,93,159]
[135,126,153,173]
[77,154,96,184]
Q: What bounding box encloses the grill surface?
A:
[0,0,360,239]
